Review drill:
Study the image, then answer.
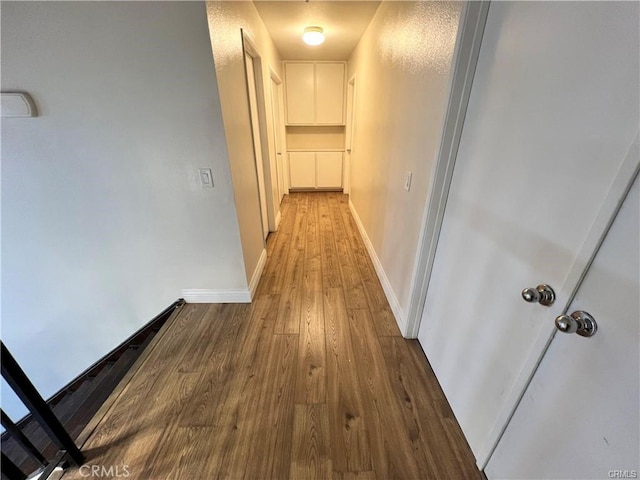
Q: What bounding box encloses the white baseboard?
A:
[249,248,268,299]
[182,288,251,303]
[182,248,267,304]
[348,199,407,335]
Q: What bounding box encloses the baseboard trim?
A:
[249,248,268,299]
[275,210,282,230]
[348,199,408,335]
[182,249,266,304]
[181,289,251,303]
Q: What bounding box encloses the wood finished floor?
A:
[63,192,480,480]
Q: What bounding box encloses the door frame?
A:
[405,0,640,470]
[405,0,491,339]
[242,30,277,236]
[344,75,356,194]
[269,67,288,199]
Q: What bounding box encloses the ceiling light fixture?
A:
[303,26,325,46]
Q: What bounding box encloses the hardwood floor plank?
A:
[327,197,368,310]
[347,236,400,337]
[347,308,425,479]
[291,403,332,480]
[334,196,400,336]
[295,288,327,404]
[62,192,481,480]
[333,472,377,480]
[292,194,309,250]
[244,334,298,480]
[178,303,253,427]
[379,336,482,479]
[319,195,342,290]
[260,203,296,296]
[324,288,372,472]
[305,193,322,274]
[176,304,228,373]
[275,247,304,334]
[203,301,280,478]
[143,426,215,479]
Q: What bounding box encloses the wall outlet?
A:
[404,171,412,192]
[199,168,214,188]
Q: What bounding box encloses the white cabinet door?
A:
[316,152,343,188]
[285,63,314,125]
[417,1,639,465]
[315,63,345,125]
[486,174,639,480]
[289,152,316,189]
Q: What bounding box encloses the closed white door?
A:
[244,51,269,239]
[417,1,639,467]
[486,173,639,480]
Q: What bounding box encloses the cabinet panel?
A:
[315,63,345,125]
[289,152,316,189]
[316,152,343,188]
[285,63,315,125]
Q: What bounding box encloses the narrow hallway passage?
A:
[63,193,480,480]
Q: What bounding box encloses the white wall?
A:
[347,1,462,333]
[1,1,246,418]
[206,1,285,283]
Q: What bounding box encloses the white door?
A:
[244,51,269,239]
[417,1,639,467]
[270,73,285,203]
[486,172,639,480]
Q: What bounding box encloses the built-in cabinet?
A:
[284,62,346,125]
[284,61,346,192]
[289,151,343,190]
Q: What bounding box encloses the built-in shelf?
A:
[288,148,345,152]
[286,125,345,151]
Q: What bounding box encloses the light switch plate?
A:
[199,168,214,188]
[404,171,412,192]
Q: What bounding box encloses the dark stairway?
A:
[1,300,184,478]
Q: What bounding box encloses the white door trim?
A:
[242,30,276,237]
[269,66,288,199]
[405,0,491,338]
[479,133,640,469]
[344,75,356,194]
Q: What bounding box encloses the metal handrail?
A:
[1,341,84,479]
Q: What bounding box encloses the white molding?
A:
[348,199,407,334]
[182,289,251,303]
[405,1,491,339]
[275,210,281,230]
[181,248,266,304]
[249,248,268,299]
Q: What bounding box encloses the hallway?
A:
[63,192,480,479]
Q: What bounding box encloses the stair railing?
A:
[1,341,84,480]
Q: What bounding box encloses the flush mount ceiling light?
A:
[303,26,325,46]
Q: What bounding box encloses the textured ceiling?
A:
[253,1,382,61]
